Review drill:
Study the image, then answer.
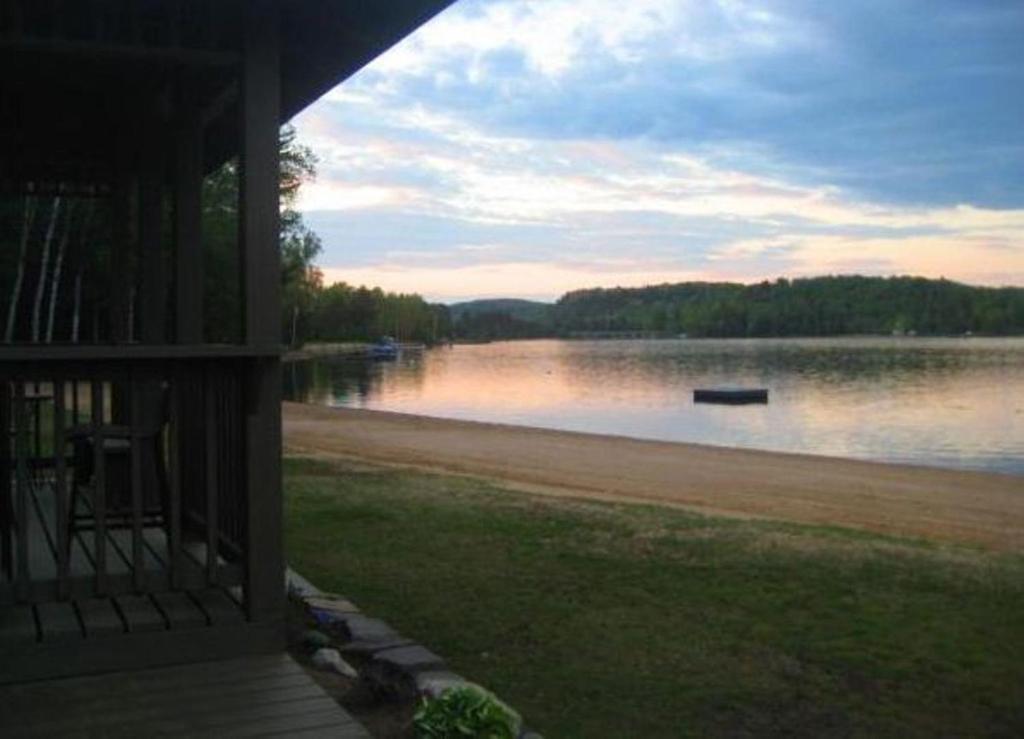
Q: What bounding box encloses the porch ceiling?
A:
[0,0,455,190]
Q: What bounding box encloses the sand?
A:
[283,402,1024,551]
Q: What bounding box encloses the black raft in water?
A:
[694,387,769,405]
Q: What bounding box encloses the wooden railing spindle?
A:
[13,381,30,601]
[54,378,70,599]
[130,376,144,591]
[204,366,218,585]
[0,381,11,582]
[168,366,182,589]
[91,379,107,594]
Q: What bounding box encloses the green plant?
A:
[413,684,521,739]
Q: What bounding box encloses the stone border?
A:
[287,568,542,739]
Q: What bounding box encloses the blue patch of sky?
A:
[344,0,1024,208]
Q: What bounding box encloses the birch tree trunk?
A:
[46,201,77,343]
[31,196,62,343]
[72,271,83,343]
[4,193,37,343]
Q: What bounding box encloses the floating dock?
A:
[694,387,769,405]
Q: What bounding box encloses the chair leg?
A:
[66,483,81,563]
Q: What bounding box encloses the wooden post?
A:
[110,174,134,343]
[0,381,10,580]
[110,166,134,425]
[239,0,283,627]
[174,82,204,345]
[171,82,206,560]
[138,115,165,345]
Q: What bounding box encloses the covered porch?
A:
[0,0,452,702]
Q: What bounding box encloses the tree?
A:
[5,192,36,342]
[31,197,63,342]
[202,124,323,343]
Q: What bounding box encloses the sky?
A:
[292,0,1024,303]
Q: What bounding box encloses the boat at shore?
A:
[367,337,399,360]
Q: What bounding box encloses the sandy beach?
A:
[283,402,1024,551]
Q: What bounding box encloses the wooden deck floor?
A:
[1,477,278,684]
[0,652,370,737]
[2,477,243,646]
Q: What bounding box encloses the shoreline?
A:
[283,402,1024,551]
[283,342,369,363]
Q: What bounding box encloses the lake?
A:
[283,337,1024,476]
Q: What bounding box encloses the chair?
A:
[68,384,171,543]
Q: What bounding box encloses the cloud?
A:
[293,0,1024,301]
[335,0,1024,205]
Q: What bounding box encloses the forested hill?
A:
[449,299,554,340]
[449,299,552,322]
[556,277,1024,337]
[450,277,1024,339]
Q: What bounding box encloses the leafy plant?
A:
[413,684,521,739]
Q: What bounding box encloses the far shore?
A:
[283,402,1024,551]
[283,342,369,363]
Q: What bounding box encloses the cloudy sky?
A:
[293,0,1024,302]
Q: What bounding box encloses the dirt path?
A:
[283,402,1024,551]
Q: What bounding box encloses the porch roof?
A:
[0,0,455,191]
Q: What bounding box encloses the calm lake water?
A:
[284,337,1024,476]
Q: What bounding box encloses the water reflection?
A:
[284,337,1024,476]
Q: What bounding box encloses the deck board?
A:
[150,590,210,629]
[76,596,125,636]
[115,593,168,633]
[0,604,36,647]
[0,653,368,737]
[0,656,310,711]
[35,601,82,641]
[191,586,246,626]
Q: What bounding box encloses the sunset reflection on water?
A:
[284,337,1024,476]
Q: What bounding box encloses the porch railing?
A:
[0,347,277,614]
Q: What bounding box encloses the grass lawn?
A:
[284,456,1024,738]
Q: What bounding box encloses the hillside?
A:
[448,299,553,322]
[448,299,554,340]
[556,276,1024,337]
[447,276,1024,340]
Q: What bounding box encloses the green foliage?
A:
[202,125,450,347]
[449,299,553,341]
[0,190,113,343]
[555,276,1024,338]
[202,124,324,344]
[308,282,451,344]
[414,685,521,739]
[444,277,1024,342]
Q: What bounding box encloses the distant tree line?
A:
[302,283,451,345]
[451,311,550,341]
[449,276,1024,340]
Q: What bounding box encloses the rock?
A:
[335,614,399,642]
[311,647,359,679]
[301,630,332,651]
[518,732,544,739]
[304,595,360,615]
[364,645,446,701]
[372,644,445,673]
[285,568,322,598]
[307,611,413,654]
[414,670,467,699]
[343,636,414,656]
